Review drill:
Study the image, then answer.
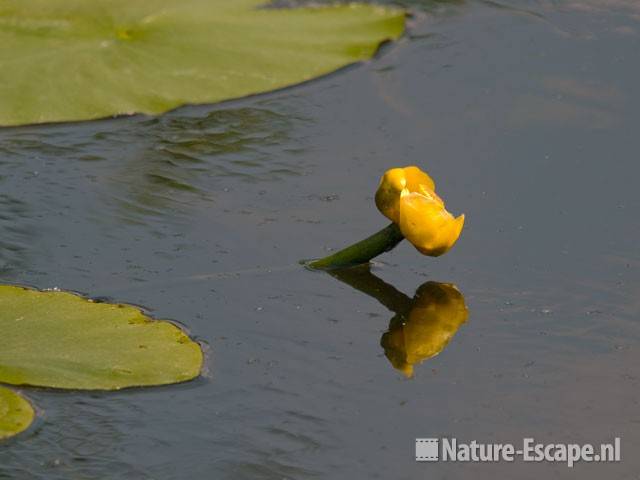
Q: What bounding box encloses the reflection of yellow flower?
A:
[375,166,464,256]
[381,282,468,377]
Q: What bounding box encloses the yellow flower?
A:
[375,166,464,257]
[375,166,438,224]
[399,189,465,257]
[381,282,468,377]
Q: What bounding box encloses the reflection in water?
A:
[0,395,153,480]
[381,282,468,377]
[0,101,305,235]
[330,266,468,377]
[106,106,303,226]
[0,193,33,278]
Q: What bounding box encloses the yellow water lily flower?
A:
[375,166,464,257]
[399,189,465,257]
[381,282,468,378]
[375,166,438,224]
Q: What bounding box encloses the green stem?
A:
[305,222,404,270]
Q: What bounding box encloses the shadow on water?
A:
[329,265,469,377]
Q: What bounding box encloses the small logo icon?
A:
[416,438,439,462]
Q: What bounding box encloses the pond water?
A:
[1,0,639,478]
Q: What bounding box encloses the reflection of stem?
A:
[306,223,404,270]
[329,264,412,315]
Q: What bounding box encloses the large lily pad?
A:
[0,286,203,390]
[0,386,34,440]
[0,0,405,126]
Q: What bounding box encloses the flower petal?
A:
[375,167,407,223]
[403,165,436,193]
[399,192,465,257]
[375,166,436,223]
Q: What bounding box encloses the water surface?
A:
[1,0,639,478]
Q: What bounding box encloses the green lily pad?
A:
[0,386,35,440]
[0,0,405,126]
[0,286,203,390]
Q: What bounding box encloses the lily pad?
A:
[0,386,34,440]
[0,286,203,390]
[0,0,405,126]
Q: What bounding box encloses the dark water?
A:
[1,0,639,478]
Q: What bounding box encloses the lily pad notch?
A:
[0,0,406,126]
